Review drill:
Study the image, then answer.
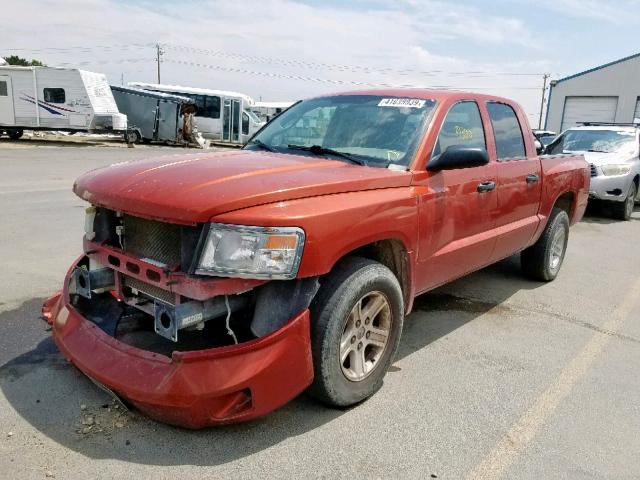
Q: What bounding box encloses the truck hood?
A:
[74,150,412,223]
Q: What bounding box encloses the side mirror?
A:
[427,146,489,171]
[534,138,544,155]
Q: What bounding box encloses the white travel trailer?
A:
[251,101,295,122]
[129,82,264,144]
[0,66,127,139]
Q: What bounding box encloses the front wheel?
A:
[308,257,404,407]
[612,182,636,221]
[521,207,569,282]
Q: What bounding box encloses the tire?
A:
[8,128,23,140]
[521,207,570,282]
[125,130,141,144]
[308,257,404,407]
[612,182,636,221]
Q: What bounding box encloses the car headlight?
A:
[195,223,305,279]
[601,164,632,176]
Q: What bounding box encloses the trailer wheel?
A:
[7,128,23,140]
[308,257,404,407]
[125,130,141,144]
[611,182,636,221]
[521,207,569,282]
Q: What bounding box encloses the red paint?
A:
[47,261,313,428]
[48,90,589,427]
[84,239,266,301]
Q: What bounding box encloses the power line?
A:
[3,43,154,53]
[162,42,546,78]
[53,58,154,67]
[4,42,552,80]
[164,58,543,90]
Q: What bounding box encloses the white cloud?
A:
[534,0,640,23]
[1,0,549,119]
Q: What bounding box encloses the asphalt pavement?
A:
[1,140,639,479]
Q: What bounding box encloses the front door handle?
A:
[477,181,496,193]
[526,173,539,183]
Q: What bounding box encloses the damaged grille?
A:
[122,274,176,305]
[123,215,182,266]
[93,208,204,272]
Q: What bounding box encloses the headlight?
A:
[195,223,305,279]
[601,164,632,176]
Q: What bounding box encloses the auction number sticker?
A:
[378,98,426,108]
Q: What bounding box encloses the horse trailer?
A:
[129,82,264,145]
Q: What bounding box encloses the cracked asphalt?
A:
[1,142,639,479]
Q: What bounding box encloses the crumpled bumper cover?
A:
[42,270,314,428]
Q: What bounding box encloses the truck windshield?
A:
[547,129,636,154]
[245,95,437,168]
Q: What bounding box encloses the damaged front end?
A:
[44,207,317,428]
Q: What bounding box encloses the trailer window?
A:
[44,88,65,104]
[0,81,7,96]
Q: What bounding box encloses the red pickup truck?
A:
[43,90,589,428]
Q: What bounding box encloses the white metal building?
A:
[545,52,640,133]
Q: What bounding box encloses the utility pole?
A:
[538,73,550,129]
[156,43,164,84]
[120,72,124,86]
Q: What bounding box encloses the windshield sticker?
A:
[378,98,426,108]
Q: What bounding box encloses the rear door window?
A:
[0,81,7,96]
[487,102,526,160]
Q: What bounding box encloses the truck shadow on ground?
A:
[0,255,541,467]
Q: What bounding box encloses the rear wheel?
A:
[612,182,636,221]
[308,257,404,407]
[7,128,23,140]
[521,207,569,282]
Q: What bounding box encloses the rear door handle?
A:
[526,173,539,183]
[477,181,496,193]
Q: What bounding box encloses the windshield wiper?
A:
[247,139,276,152]
[287,144,367,166]
[587,149,608,153]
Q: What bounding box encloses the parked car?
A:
[546,124,640,220]
[43,90,589,428]
[533,129,557,147]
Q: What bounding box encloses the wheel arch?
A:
[327,238,414,314]
[551,191,576,222]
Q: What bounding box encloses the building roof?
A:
[553,52,640,85]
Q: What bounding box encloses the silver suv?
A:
[546,124,640,220]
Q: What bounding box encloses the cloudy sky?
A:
[2,0,638,126]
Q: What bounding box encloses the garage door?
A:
[634,97,640,122]
[560,96,618,131]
